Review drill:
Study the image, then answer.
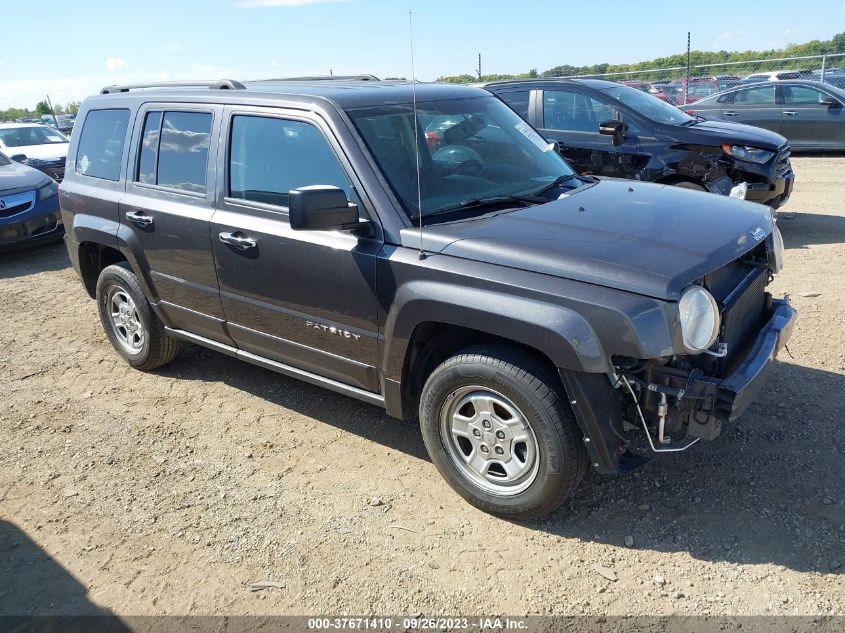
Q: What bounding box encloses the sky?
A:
[1,0,844,109]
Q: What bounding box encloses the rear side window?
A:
[734,86,776,105]
[497,91,531,120]
[75,109,130,181]
[134,110,212,193]
[228,115,351,208]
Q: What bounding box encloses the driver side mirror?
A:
[10,154,27,163]
[820,97,842,108]
[598,120,626,146]
[288,185,365,231]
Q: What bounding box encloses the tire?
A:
[419,344,587,520]
[673,181,707,192]
[95,262,180,371]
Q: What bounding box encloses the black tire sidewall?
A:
[96,265,154,367]
[420,354,578,518]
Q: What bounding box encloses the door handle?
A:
[219,231,257,250]
[125,211,154,227]
[723,111,739,117]
[783,111,798,116]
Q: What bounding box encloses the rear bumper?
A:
[0,195,64,251]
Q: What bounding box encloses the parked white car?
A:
[742,70,814,83]
[0,123,69,181]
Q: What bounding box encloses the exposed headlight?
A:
[769,224,784,274]
[25,157,49,167]
[36,181,59,202]
[678,285,721,354]
[721,144,776,164]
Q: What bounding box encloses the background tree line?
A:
[437,32,845,83]
[1,100,81,122]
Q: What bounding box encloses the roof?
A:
[483,78,620,91]
[91,80,490,109]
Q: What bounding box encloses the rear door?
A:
[119,104,231,344]
[210,106,383,392]
[537,88,642,178]
[719,85,781,133]
[778,84,845,148]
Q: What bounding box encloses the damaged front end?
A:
[564,228,796,474]
[616,232,796,458]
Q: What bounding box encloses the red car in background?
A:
[622,80,672,102]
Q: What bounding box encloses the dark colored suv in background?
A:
[486,79,794,208]
[60,80,794,519]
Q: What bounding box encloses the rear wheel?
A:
[419,344,587,519]
[96,263,180,371]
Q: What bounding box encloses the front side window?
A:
[228,116,352,208]
[75,109,130,181]
[348,95,576,220]
[734,86,776,105]
[543,90,618,131]
[497,91,531,120]
[781,85,826,105]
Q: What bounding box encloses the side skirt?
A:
[164,327,386,408]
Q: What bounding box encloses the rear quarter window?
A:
[75,109,130,181]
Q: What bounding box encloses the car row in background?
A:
[0,123,69,182]
[617,68,845,105]
[0,149,62,252]
[40,113,76,135]
[485,78,793,208]
[686,80,845,151]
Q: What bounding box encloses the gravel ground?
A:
[0,157,843,618]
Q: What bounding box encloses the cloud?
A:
[717,30,745,42]
[164,43,182,51]
[783,28,801,37]
[236,0,346,7]
[106,57,128,71]
[269,59,280,67]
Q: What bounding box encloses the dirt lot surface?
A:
[1,157,843,619]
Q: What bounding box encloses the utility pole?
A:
[685,32,691,105]
[477,53,482,81]
[45,94,59,129]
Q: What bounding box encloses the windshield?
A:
[0,151,10,167]
[599,84,694,126]
[0,126,69,148]
[347,96,576,220]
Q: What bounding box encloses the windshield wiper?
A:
[532,174,594,197]
[413,193,543,221]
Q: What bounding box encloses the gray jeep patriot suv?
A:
[60,79,795,519]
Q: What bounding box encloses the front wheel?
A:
[419,345,587,519]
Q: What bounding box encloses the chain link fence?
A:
[550,53,845,106]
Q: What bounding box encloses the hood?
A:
[665,119,786,151]
[2,142,68,162]
[0,159,50,195]
[402,179,774,300]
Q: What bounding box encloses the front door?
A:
[778,84,845,149]
[211,108,383,392]
[719,85,781,134]
[120,105,231,344]
[537,88,642,178]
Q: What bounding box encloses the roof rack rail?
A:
[100,79,246,94]
[250,74,380,83]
